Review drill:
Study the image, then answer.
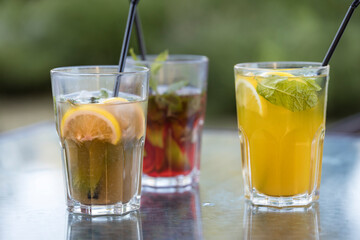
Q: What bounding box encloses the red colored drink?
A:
[143,86,206,179]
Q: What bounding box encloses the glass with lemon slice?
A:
[51,66,149,215]
[234,62,329,207]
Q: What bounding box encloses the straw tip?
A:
[352,0,360,8]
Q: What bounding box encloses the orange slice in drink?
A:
[236,79,263,115]
[102,97,145,139]
[102,97,128,104]
[260,71,295,78]
[61,105,121,144]
[259,71,306,83]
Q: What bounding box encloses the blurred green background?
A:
[1,0,360,131]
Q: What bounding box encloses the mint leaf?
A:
[149,76,158,93]
[67,99,77,105]
[129,48,139,61]
[151,50,169,74]
[155,94,183,115]
[99,88,109,99]
[303,78,322,91]
[90,97,99,103]
[256,77,320,112]
[150,50,169,92]
[165,80,189,94]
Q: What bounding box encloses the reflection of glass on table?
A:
[141,186,203,240]
[243,202,320,240]
[66,211,143,240]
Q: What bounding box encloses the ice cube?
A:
[76,90,93,103]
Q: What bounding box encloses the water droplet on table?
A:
[202,202,215,207]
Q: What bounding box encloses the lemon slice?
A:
[236,79,263,115]
[259,71,308,84]
[260,71,294,77]
[102,97,128,104]
[103,97,145,139]
[61,105,121,144]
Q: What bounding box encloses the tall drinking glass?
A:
[234,62,329,207]
[51,66,149,215]
[127,55,208,187]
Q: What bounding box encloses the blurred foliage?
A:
[1,0,360,120]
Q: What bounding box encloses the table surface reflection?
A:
[0,122,360,240]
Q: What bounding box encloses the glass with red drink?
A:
[128,54,208,187]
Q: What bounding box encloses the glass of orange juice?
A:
[234,62,329,207]
[51,66,149,215]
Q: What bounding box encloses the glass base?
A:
[248,189,319,208]
[67,196,141,216]
[142,169,199,188]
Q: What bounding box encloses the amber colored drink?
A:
[51,65,149,215]
[56,92,146,206]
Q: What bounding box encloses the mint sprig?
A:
[256,76,322,112]
[129,48,139,61]
[155,94,183,115]
[149,50,168,93]
[129,48,169,93]
[130,49,190,114]
[99,88,109,98]
[164,80,189,94]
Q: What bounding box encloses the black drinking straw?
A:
[114,0,141,97]
[322,0,360,66]
[134,10,147,60]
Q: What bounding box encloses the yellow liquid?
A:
[236,75,326,197]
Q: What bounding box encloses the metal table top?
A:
[0,122,359,240]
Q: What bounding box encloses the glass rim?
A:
[127,54,208,65]
[234,61,329,71]
[50,65,149,76]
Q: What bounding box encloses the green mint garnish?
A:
[303,78,322,91]
[165,80,189,94]
[89,89,108,103]
[90,97,99,103]
[130,49,191,114]
[129,48,139,61]
[130,49,169,93]
[155,94,183,115]
[67,99,77,105]
[256,76,322,112]
[150,50,169,92]
[99,88,109,99]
